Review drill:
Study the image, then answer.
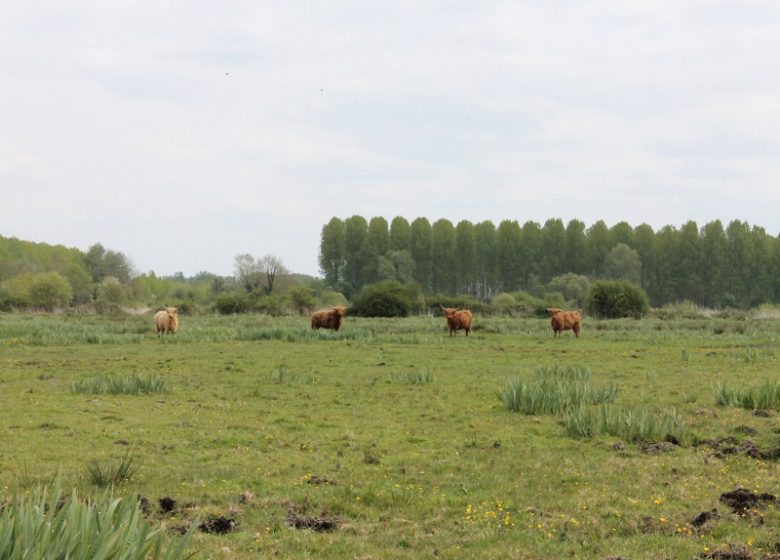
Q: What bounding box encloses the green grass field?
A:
[2,312,780,559]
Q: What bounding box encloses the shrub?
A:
[492,293,520,316]
[289,284,317,314]
[511,291,548,317]
[0,485,193,559]
[586,280,649,319]
[350,281,418,317]
[28,271,73,310]
[96,276,127,305]
[215,292,250,314]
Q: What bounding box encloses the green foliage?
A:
[603,242,642,284]
[586,279,650,318]
[96,276,127,305]
[28,271,73,310]
[71,373,168,395]
[547,273,591,307]
[214,291,250,314]
[288,284,317,314]
[713,380,780,410]
[564,405,684,443]
[350,281,420,317]
[0,485,192,559]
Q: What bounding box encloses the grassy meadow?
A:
[2,311,780,559]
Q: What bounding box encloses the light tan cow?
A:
[154,306,179,335]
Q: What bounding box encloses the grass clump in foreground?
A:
[714,380,780,410]
[499,364,617,415]
[86,450,140,488]
[71,372,167,395]
[0,485,193,560]
[564,405,684,443]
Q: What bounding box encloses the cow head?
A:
[441,306,458,319]
[332,306,347,317]
[546,307,563,317]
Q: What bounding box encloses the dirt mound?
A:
[199,515,237,535]
[287,509,338,532]
[691,508,719,528]
[159,496,177,514]
[719,488,776,514]
[698,544,753,559]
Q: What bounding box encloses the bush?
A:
[28,271,73,310]
[96,276,127,305]
[289,284,317,314]
[511,291,548,317]
[586,280,649,319]
[349,281,418,317]
[215,292,250,314]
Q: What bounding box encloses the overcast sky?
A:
[3,1,780,277]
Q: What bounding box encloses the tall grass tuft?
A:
[72,372,168,395]
[389,371,434,384]
[0,485,193,560]
[564,405,684,443]
[86,450,140,488]
[714,380,780,410]
[500,365,617,415]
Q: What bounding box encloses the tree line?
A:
[0,235,327,314]
[319,216,780,308]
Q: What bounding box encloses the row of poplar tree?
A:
[319,216,780,308]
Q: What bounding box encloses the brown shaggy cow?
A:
[547,307,581,338]
[154,306,179,335]
[441,306,473,336]
[311,306,347,331]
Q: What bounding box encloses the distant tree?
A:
[585,220,611,277]
[389,216,411,251]
[28,271,72,310]
[519,221,543,291]
[610,221,634,247]
[288,284,316,314]
[319,217,345,286]
[603,243,642,284]
[540,218,566,281]
[343,215,369,293]
[377,250,415,283]
[210,276,226,295]
[547,273,591,307]
[496,220,522,291]
[454,220,477,294]
[564,219,587,275]
[84,243,133,284]
[96,276,127,305]
[632,223,657,293]
[409,218,432,291]
[474,221,497,298]
[234,254,261,292]
[700,220,726,307]
[431,219,456,294]
[258,255,288,295]
[361,217,390,284]
[63,262,94,304]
